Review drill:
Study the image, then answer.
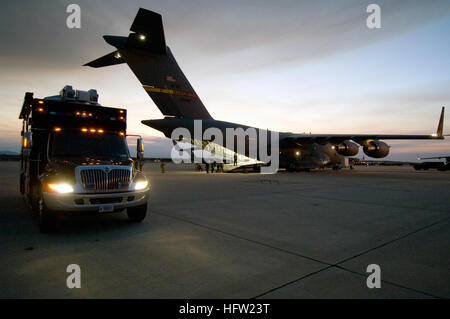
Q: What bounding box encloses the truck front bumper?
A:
[43,189,150,213]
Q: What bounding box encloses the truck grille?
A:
[79,168,131,192]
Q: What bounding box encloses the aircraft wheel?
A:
[19,174,25,194]
[38,193,56,233]
[286,163,296,172]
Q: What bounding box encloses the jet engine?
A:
[334,140,359,156]
[363,141,390,158]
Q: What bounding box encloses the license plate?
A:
[99,205,114,213]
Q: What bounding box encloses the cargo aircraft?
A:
[86,8,446,171]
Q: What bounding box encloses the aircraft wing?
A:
[282,107,445,146]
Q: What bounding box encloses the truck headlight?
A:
[48,183,74,194]
[134,180,148,190]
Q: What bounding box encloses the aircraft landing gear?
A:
[286,163,296,172]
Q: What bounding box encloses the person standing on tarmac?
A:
[205,162,210,174]
[160,161,166,173]
[211,161,216,174]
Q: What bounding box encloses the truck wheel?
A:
[38,195,56,233]
[127,203,147,222]
[20,174,25,194]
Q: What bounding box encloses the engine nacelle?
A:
[334,140,359,156]
[363,141,390,158]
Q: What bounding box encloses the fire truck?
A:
[19,86,149,232]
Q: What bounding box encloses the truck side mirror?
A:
[137,138,144,154]
[23,132,32,149]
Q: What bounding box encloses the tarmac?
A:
[0,162,448,298]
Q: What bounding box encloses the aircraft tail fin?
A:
[84,8,213,119]
[128,8,167,55]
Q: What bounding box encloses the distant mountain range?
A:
[0,151,19,155]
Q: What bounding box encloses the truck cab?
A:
[19,86,150,232]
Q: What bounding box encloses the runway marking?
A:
[151,208,331,266]
[335,216,450,265]
[252,216,449,299]
[150,209,449,299]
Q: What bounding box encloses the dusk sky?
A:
[1,0,449,160]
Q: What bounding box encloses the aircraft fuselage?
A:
[142,117,345,170]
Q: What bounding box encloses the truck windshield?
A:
[50,132,130,158]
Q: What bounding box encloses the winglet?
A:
[436,106,445,138]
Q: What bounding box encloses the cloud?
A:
[1,0,450,69]
[1,0,449,162]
